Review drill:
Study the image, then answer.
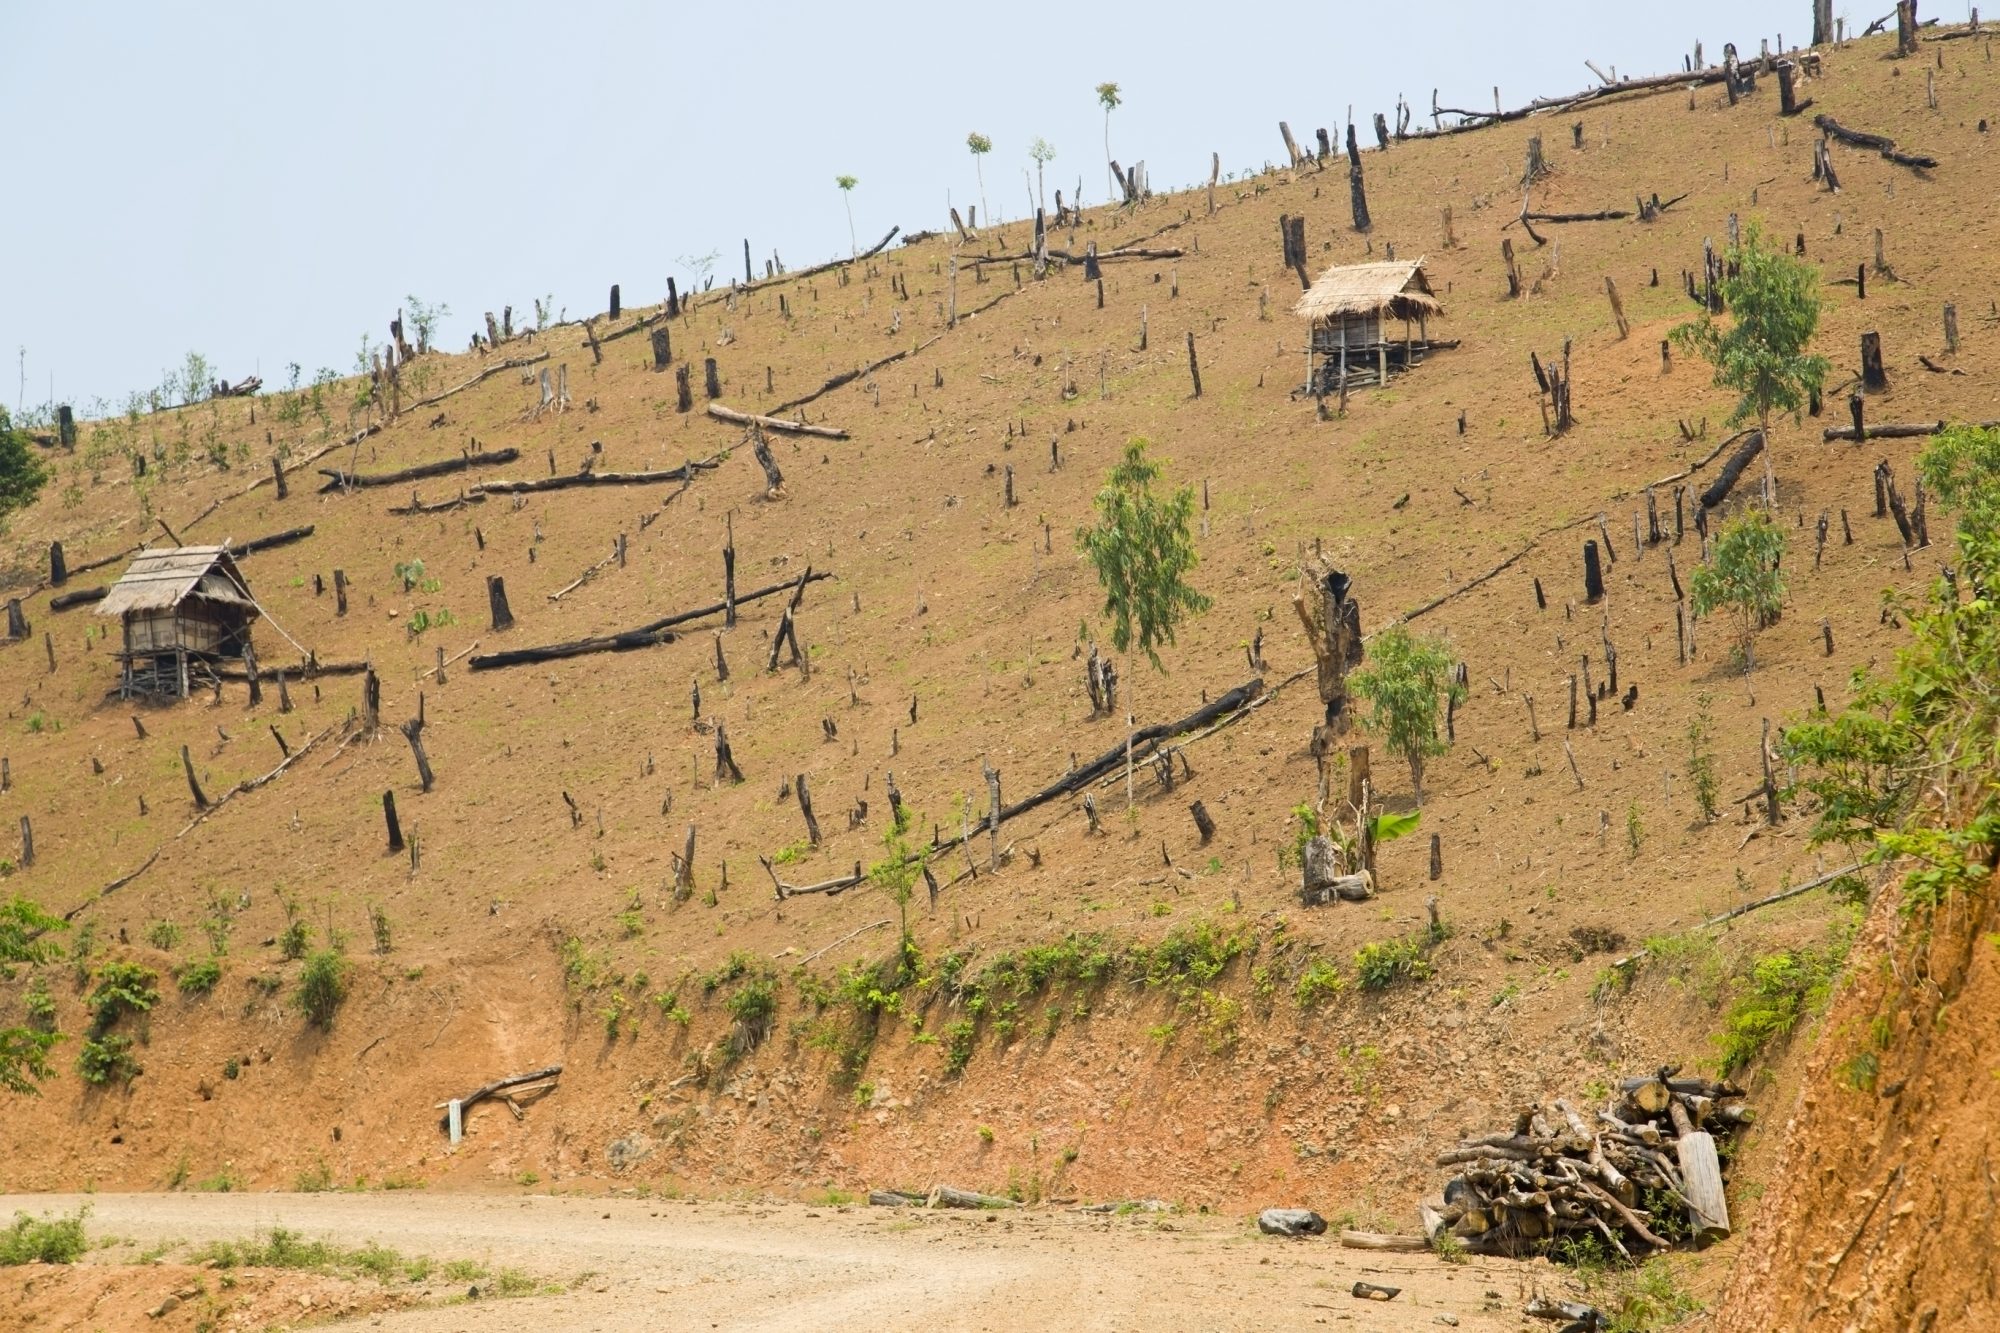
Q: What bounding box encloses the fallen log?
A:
[705,403,848,439]
[213,658,370,683]
[467,569,833,671]
[1416,66,1732,140]
[923,680,1265,858]
[1698,429,1764,508]
[1338,1230,1428,1252]
[1521,208,1633,223]
[767,334,943,416]
[1814,113,1938,169]
[930,1185,1020,1210]
[759,857,865,900]
[49,586,109,611]
[474,457,719,495]
[436,1064,564,1132]
[970,244,1185,266]
[1823,418,1998,442]
[318,447,520,492]
[404,352,549,415]
[232,524,315,557]
[388,491,488,515]
[868,1189,927,1207]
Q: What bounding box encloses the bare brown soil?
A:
[0,24,1992,1325]
[2,1191,1526,1331]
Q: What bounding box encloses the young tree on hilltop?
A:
[835,175,859,257]
[1028,138,1057,215]
[1076,439,1211,808]
[1692,509,1787,670]
[1670,221,1830,505]
[1347,626,1464,806]
[1096,82,1122,200]
[966,132,992,224]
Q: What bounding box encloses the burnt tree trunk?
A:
[797,773,822,845]
[1583,540,1606,602]
[383,790,404,853]
[676,365,693,412]
[651,327,672,370]
[49,542,67,587]
[1345,123,1372,232]
[1189,799,1216,844]
[402,716,435,792]
[1860,331,1888,390]
[487,575,515,631]
[609,284,621,319]
[704,358,721,400]
[182,744,209,810]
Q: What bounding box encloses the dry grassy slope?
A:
[0,28,1987,1232]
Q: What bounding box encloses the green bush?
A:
[297,949,351,1029]
[725,977,777,1054]
[1715,938,1847,1076]
[175,957,223,995]
[86,962,159,1032]
[1353,936,1433,991]
[1294,958,1346,1009]
[76,1034,140,1085]
[0,1208,87,1265]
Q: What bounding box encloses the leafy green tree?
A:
[1916,422,2000,543]
[1096,82,1122,199]
[1347,627,1464,805]
[1076,439,1211,806]
[403,296,451,355]
[1671,222,1830,501]
[1029,138,1057,214]
[1691,509,1787,669]
[1,895,67,1096]
[180,351,214,406]
[966,132,992,224]
[0,409,51,525]
[835,175,859,257]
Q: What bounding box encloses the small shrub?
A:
[294,1158,335,1192]
[0,1208,88,1265]
[86,961,159,1031]
[725,977,777,1054]
[297,949,351,1029]
[1353,936,1433,991]
[1294,957,1346,1009]
[76,1035,141,1085]
[1715,939,1847,1076]
[175,957,222,996]
[278,918,310,962]
[144,920,182,951]
[368,905,392,955]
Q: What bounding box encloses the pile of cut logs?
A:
[1425,1067,1749,1261]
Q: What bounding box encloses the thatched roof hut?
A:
[1293,258,1444,324]
[96,545,258,698]
[1293,258,1447,392]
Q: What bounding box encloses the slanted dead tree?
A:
[401,712,434,792]
[1531,342,1575,434]
[1344,122,1372,231]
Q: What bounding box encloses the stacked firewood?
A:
[1425,1067,1751,1261]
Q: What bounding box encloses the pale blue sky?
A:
[2,0,1830,411]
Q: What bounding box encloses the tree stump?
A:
[182,744,209,810]
[402,717,435,792]
[704,358,721,400]
[609,284,621,319]
[49,542,66,588]
[1185,332,1201,398]
[797,773,822,845]
[1583,540,1605,602]
[333,569,349,617]
[487,575,514,631]
[1346,745,1370,810]
[650,327,672,370]
[675,365,693,412]
[1429,832,1442,880]
[1344,123,1372,232]
[1189,800,1216,844]
[1860,331,1888,390]
[18,815,31,869]
[383,790,404,853]
[5,599,26,641]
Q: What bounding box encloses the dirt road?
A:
[2,1192,1532,1330]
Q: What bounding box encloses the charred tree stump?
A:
[666,277,680,319]
[714,719,743,783]
[49,541,66,587]
[797,773,822,845]
[1189,799,1216,844]
[1699,430,1766,509]
[1583,540,1605,602]
[18,815,31,869]
[609,283,621,319]
[676,365,693,412]
[1295,554,1362,729]
[243,643,263,708]
[723,517,738,628]
[182,744,209,810]
[704,357,722,400]
[487,575,514,631]
[402,715,435,792]
[1860,331,1888,390]
[271,455,289,498]
[5,599,26,641]
[752,429,784,496]
[1186,332,1202,398]
[383,790,404,853]
[650,327,672,370]
[333,569,349,617]
[1429,832,1443,880]
[1345,123,1372,232]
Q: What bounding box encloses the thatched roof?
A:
[1293,258,1444,322]
[95,546,256,619]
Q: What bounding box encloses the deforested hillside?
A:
[0,25,1992,1306]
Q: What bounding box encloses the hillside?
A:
[0,24,1991,1313]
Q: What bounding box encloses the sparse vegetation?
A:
[1691,510,1787,669]
[297,948,351,1029]
[0,1207,87,1265]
